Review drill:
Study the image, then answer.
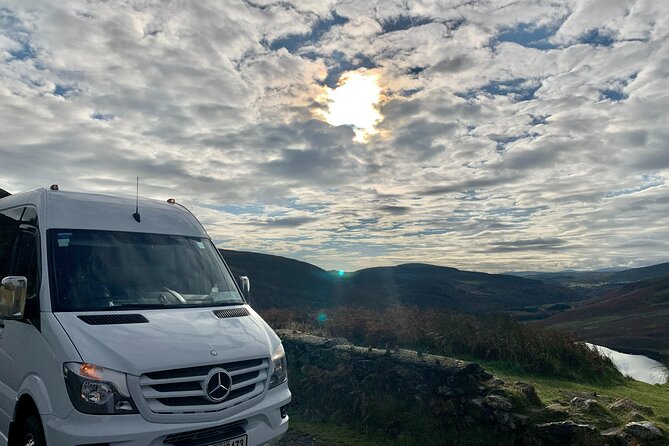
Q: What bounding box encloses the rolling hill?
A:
[220,250,579,312]
[512,262,669,289]
[538,276,669,361]
[220,249,334,309]
[0,188,10,199]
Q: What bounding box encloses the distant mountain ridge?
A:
[538,276,669,361]
[610,262,669,282]
[509,262,669,295]
[221,249,579,312]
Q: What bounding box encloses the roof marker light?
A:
[167,198,176,204]
[50,184,59,191]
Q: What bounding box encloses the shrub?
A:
[260,305,621,382]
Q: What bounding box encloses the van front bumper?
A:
[43,385,290,446]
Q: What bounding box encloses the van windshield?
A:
[48,229,245,311]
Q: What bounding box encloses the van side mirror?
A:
[0,276,28,319]
[237,276,251,304]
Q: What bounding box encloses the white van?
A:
[0,187,290,446]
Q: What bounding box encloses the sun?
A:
[322,70,383,143]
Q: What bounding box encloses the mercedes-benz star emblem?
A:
[205,369,232,403]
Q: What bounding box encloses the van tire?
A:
[18,415,45,446]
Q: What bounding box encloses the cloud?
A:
[378,205,411,215]
[0,0,667,272]
[252,215,319,227]
[485,237,567,253]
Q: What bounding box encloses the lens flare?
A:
[322,70,383,142]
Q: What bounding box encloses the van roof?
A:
[0,188,208,237]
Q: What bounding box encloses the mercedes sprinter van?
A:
[0,187,290,446]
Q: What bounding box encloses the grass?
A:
[479,360,669,432]
[288,413,516,446]
[286,366,669,446]
[288,415,390,446]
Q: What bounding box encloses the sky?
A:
[0,0,668,272]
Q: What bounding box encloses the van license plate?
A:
[210,434,247,446]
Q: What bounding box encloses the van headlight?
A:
[63,363,138,414]
[268,344,288,389]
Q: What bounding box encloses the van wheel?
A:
[19,415,45,446]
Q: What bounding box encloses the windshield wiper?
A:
[105,303,175,310]
[162,287,187,303]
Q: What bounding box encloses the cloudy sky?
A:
[1,0,668,272]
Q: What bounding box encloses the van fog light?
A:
[64,362,138,415]
[115,401,134,411]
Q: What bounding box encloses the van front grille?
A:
[158,384,256,406]
[139,358,269,415]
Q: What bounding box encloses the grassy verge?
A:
[286,365,669,445]
[479,360,669,431]
[287,413,515,446]
[287,415,386,446]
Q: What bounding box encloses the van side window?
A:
[21,207,38,228]
[13,231,39,299]
[0,207,24,278]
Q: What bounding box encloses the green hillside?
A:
[220,250,580,312]
[539,276,669,361]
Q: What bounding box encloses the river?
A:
[587,343,668,385]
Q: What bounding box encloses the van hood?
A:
[54,307,276,376]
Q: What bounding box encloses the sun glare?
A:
[323,70,382,142]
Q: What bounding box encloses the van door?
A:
[0,206,23,441]
[0,207,41,444]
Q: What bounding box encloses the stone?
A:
[608,398,654,416]
[429,398,460,417]
[465,398,487,418]
[570,397,602,412]
[513,381,541,405]
[513,413,530,427]
[483,395,513,411]
[623,421,663,441]
[570,397,588,408]
[545,403,570,417]
[495,412,530,431]
[487,377,504,386]
[436,385,454,397]
[324,337,351,347]
[601,428,627,446]
[534,420,597,445]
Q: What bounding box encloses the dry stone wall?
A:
[278,330,667,446]
[278,330,533,438]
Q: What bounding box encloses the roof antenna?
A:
[133,177,141,222]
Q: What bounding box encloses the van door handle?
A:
[0,319,4,329]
